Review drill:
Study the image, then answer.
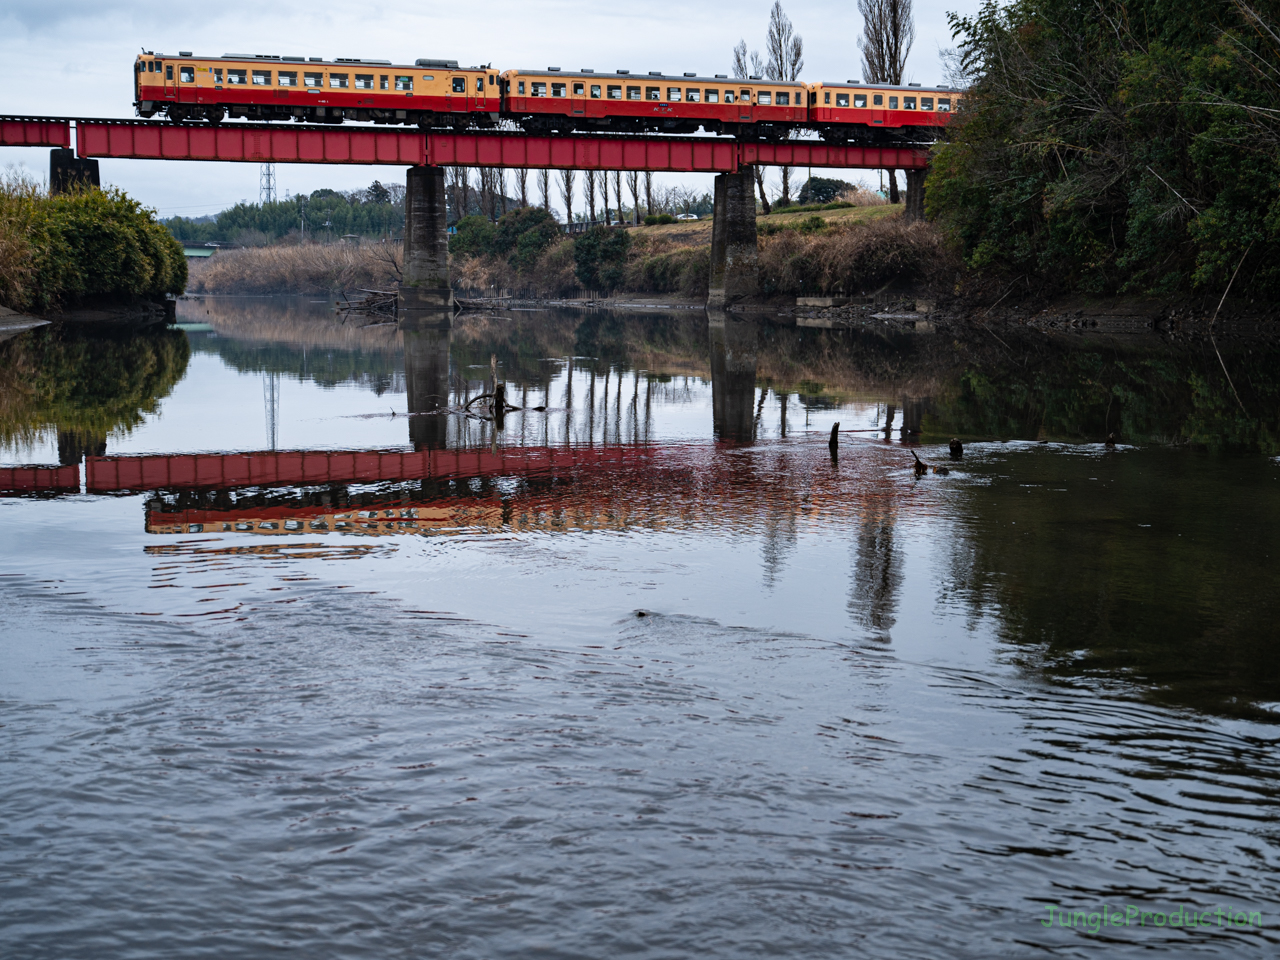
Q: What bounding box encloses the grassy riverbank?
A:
[0,174,185,315]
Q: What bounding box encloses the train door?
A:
[447,72,468,114]
[164,62,177,100]
[178,62,196,103]
[738,87,754,124]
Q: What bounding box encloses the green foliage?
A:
[489,206,563,273]
[573,227,632,291]
[449,215,496,258]
[12,187,186,311]
[644,214,677,226]
[930,0,1280,296]
[166,182,404,246]
[796,177,853,205]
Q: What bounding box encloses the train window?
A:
[921,97,933,110]
[329,73,349,89]
[724,90,734,103]
[252,70,271,85]
[740,88,750,101]
[777,92,789,105]
[476,76,484,93]
[165,65,174,80]
[517,81,525,94]
[395,75,413,91]
[706,89,719,103]
[278,71,296,86]
[531,82,546,96]
[873,93,883,105]
[452,77,466,93]
[938,98,951,111]
[228,69,247,85]
[188,524,203,534]
[646,86,659,100]
[607,85,622,99]
[667,87,681,100]
[213,68,223,84]
[573,82,584,95]
[904,96,916,109]
[686,89,700,102]
[627,86,640,99]
[421,75,434,81]
[355,74,373,89]
[145,61,152,72]
[758,91,772,105]
[824,91,830,104]
[836,93,849,107]
[380,75,388,90]
[889,96,898,108]
[309,519,329,530]
[854,94,867,108]
[284,519,302,531]
[489,75,496,85]
[551,83,566,96]
[305,72,322,87]
[591,84,602,98]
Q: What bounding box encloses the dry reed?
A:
[188,242,404,295]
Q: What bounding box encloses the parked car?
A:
[675,213,699,221]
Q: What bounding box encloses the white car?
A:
[675,213,699,221]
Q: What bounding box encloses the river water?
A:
[2,298,1279,958]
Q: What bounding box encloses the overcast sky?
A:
[0,0,977,218]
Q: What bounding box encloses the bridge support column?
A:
[707,168,759,308]
[903,167,927,223]
[49,148,99,195]
[400,164,453,316]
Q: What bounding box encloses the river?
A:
[2,298,1278,958]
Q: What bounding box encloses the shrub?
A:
[2,181,186,312]
[449,215,496,258]
[573,227,631,291]
[490,206,562,273]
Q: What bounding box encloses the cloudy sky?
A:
[0,0,977,218]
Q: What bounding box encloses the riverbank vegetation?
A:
[187,242,402,296]
[930,0,1280,298]
[0,173,185,314]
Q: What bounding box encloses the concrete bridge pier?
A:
[402,315,452,451]
[708,309,760,443]
[399,164,453,316]
[904,168,927,223]
[707,168,759,308]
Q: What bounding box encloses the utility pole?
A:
[259,162,276,205]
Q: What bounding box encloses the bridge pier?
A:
[49,147,99,195]
[707,168,759,308]
[399,164,453,317]
[903,167,927,223]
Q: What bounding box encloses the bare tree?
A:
[613,171,624,223]
[538,169,551,211]
[732,39,771,213]
[626,172,641,223]
[516,168,528,207]
[559,169,576,223]
[858,0,914,203]
[765,1,804,205]
[643,172,654,216]
[584,170,598,222]
[497,169,508,215]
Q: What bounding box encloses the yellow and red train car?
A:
[134,51,498,127]
[133,51,960,140]
[502,69,807,136]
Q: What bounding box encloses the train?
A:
[134,51,961,142]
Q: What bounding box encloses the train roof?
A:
[137,52,485,69]
[507,68,804,85]
[815,80,961,92]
